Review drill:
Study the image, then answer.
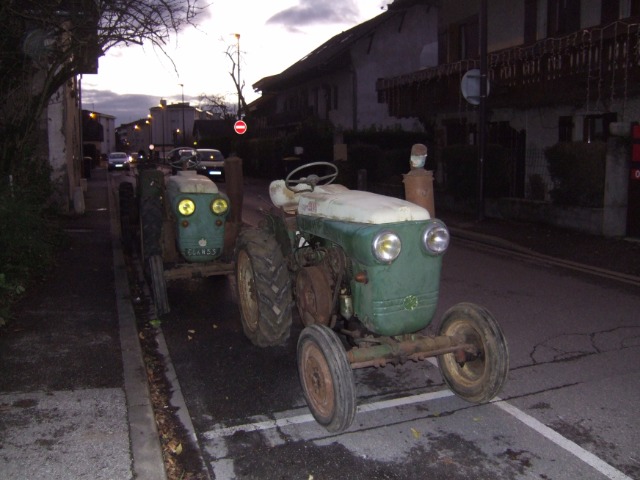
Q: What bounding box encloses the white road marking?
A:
[203,390,454,440]
[494,398,633,480]
[203,389,631,480]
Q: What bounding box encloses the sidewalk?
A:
[0,168,165,479]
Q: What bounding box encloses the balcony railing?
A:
[378,18,640,117]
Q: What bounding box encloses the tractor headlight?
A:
[177,198,196,216]
[211,197,229,215]
[372,230,401,263]
[422,221,449,255]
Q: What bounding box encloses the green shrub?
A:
[544,142,606,207]
[0,159,65,326]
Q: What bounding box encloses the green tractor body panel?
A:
[296,215,443,336]
[166,171,229,263]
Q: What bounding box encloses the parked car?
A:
[107,152,130,171]
[195,149,225,182]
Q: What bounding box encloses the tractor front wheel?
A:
[235,228,292,347]
[297,325,356,433]
[437,302,509,403]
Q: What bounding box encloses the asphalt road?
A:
[157,179,640,480]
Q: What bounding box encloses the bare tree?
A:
[0,0,204,178]
[198,93,234,120]
[224,35,249,119]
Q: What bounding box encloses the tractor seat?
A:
[298,189,430,224]
[269,179,348,214]
[269,179,430,224]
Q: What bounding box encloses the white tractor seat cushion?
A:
[269,179,430,224]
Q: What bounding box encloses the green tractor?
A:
[235,162,509,433]
[118,154,241,316]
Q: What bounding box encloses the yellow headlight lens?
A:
[372,230,401,263]
[177,198,196,216]
[211,198,229,215]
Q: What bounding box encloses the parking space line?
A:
[494,399,632,480]
[203,387,631,479]
[203,390,454,440]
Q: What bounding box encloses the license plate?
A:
[185,247,218,257]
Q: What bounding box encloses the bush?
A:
[0,160,65,326]
[544,142,606,207]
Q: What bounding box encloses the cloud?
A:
[267,0,360,31]
[81,90,162,124]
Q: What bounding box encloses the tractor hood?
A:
[298,189,430,224]
[166,170,219,202]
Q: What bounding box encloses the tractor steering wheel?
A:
[170,153,200,171]
[285,161,339,192]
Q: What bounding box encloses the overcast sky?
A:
[82,0,388,124]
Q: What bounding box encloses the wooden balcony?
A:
[377,19,640,118]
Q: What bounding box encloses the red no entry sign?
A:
[234,120,247,135]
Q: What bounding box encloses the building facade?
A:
[251,0,440,134]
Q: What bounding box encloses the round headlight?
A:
[422,221,449,255]
[211,197,229,215]
[177,198,196,216]
[372,230,401,263]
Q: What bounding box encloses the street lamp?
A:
[160,99,167,158]
[179,83,186,145]
[146,115,152,153]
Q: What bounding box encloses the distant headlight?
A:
[177,198,196,216]
[372,230,401,263]
[422,221,449,255]
[211,197,229,215]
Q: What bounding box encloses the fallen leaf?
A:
[212,324,218,329]
[410,427,421,439]
[188,329,195,334]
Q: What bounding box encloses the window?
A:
[524,0,538,44]
[601,0,619,24]
[583,113,617,143]
[559,116,573,142]
[438,15,479,63]
[547,0,580,36]
[621,0,640,17]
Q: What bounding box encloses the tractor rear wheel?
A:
[437,302,509,403]
[297,324,356,433]
[235,228,292,346]
[148,254,169,316]
[118,182,134,253]
[139,193,163,262]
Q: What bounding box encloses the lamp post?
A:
[146,114,152,145]
[179,83,186,145]
[160,98,167,158]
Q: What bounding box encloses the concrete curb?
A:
[107,173,168,480]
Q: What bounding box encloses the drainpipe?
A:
[351,65,358,131]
